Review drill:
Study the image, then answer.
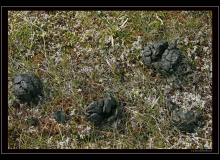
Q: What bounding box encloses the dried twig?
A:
[125,106,145,117]
[150,114,170,145]
[150,96,160,109]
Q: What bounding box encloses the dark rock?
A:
[54,111,66,123]
[28,116,38,126]
[142,41,183,74]
[86,93,119,123]
[13,72,42,102]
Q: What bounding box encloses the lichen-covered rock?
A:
[142,41,183,74]
[86,93,120,123]
[168,100,202,133]
[13,72,42,102]
[54,110,66,124]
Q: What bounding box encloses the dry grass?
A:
[8,10,212,149]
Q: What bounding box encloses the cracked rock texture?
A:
[86,93,121,123]
[13,72,42,102]
[142,41,184,74]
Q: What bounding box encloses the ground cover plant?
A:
[8,10,212,149]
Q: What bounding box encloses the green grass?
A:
[8,10,212,149]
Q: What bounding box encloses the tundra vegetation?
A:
[8,10,212,149]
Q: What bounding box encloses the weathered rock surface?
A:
[142,41,183,74]
[13,72,42,102]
